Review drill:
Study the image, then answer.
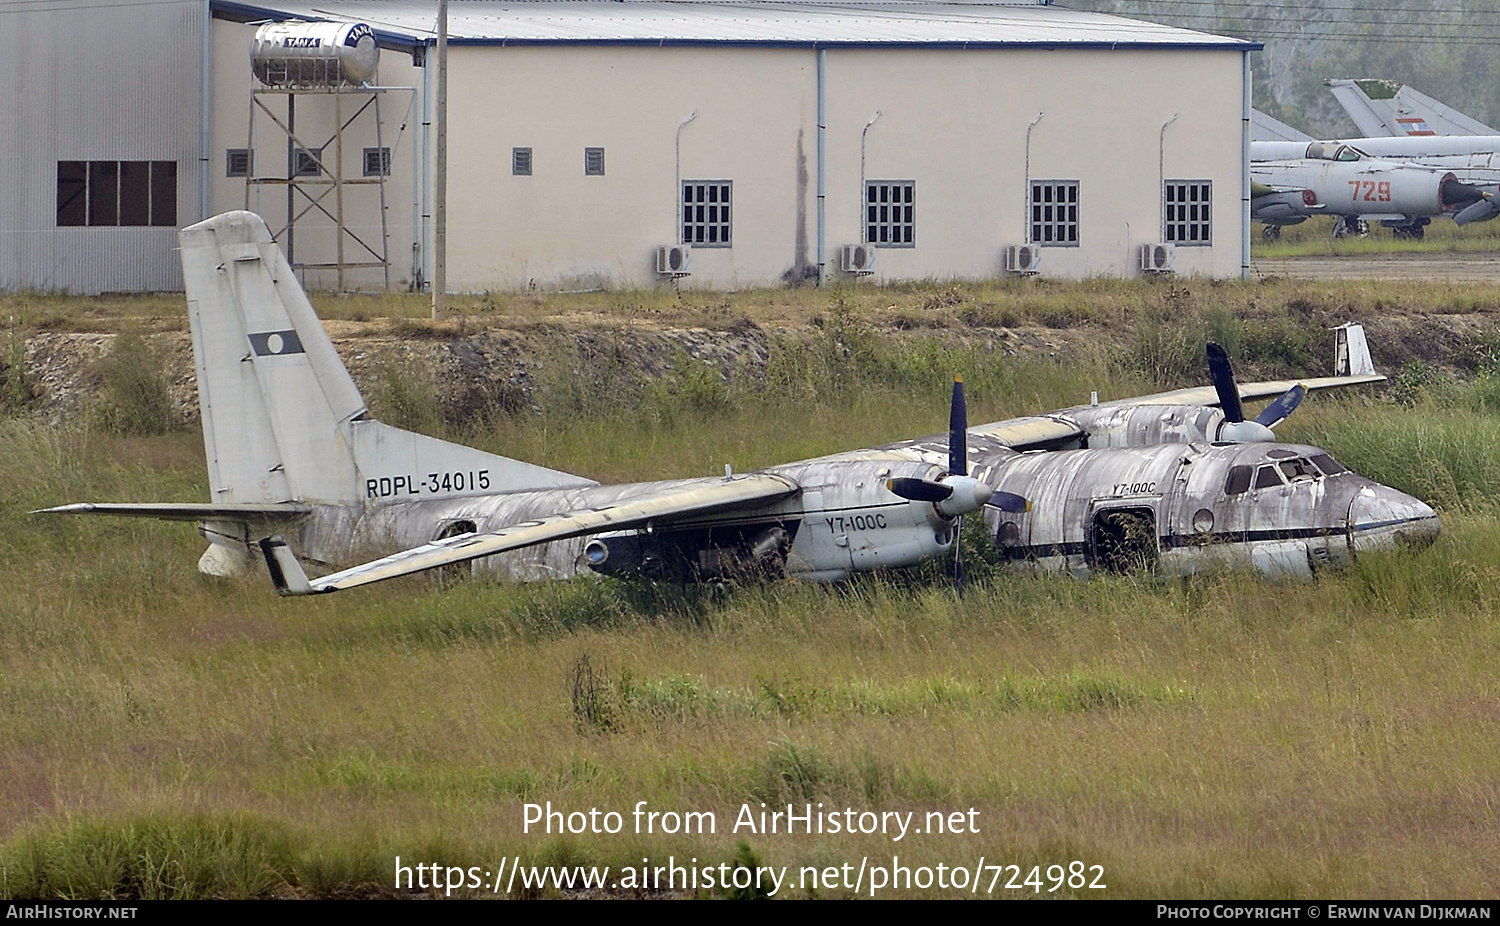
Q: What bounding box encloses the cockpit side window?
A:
[1335,145,1362,162]
[1311,453,1347,476]
[1279,458,1315,482]
[1255,465,1285,489]
[1225,465,1253,496]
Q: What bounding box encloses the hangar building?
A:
[1,0,1259,293]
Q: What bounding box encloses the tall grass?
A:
[7,307,1500,898]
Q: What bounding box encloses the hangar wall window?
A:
[1030,181,1078,247]
[57,160,176,227]
[1164,180,1211,245]
[226,149,252,178]
[866,180,915,247]
[363,147,391,177]
[584,147,605,176]
[513,147,532,176]
[682,181,731,247]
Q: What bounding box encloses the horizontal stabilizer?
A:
[275,473,799,595]
[34,502,312,522]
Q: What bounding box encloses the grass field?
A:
[3,291,1500,899]
[1252,215,1500,258]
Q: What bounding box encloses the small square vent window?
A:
[226,149,252,178]
[584,147,605,176]
[292,148,323,177]
[513,147,533,176]
[363,147,391,177]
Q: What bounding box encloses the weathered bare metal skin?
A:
[39,212,1440,590]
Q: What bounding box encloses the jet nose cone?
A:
[1348,486,1440,554]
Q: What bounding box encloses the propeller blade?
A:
[888,477,953,503]
[987,490,1031,513]
[1206,343,1245,422]
[1253,384,1307,430]
[1454,196,1500,226]
[949,376,967,477]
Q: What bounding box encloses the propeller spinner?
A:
[886,377,1030,591]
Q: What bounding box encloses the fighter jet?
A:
[39,211,1438,592]
[1250,140,1492,239]
[1255,82,1500,234]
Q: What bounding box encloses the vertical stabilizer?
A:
[1326,79,1499,138]
[1333,323,1375,377]
[179,212,596,507]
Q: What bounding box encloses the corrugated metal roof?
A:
[212,0,1258,50]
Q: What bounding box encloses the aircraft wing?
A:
[34,502,313,521]
[1100,374,1386,409]
[263,473,799,595]
[968,415,1086,451]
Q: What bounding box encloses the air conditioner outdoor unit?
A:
[1140,242,1176,273]
[840,243,877,274]
[656,244,692,276]
[1006,244,1041,275]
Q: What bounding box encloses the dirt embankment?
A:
[11,307,1498,427]
[13,316,1081,426]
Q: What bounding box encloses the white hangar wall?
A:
[443,43,1248,291]
[0,0,205,293]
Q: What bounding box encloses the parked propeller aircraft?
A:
[39,212,1439,592]
[1250,139,1492,238]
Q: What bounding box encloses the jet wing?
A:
[263,473,799,595]
[1101,374,1386,409]
[34,502,313,521]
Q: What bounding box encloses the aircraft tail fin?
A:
[178,211,596,510]
[1326,78,1499,138]
[1332,323,1375,377]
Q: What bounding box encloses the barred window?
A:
[57,160,176,227]
[866,180,914,247]
[682,181,731,247]
[226,149,252,178]
[584,147,605,176]
[1030,181,1078,247]
[1165,180,1211,245]
[363,147,391,177]
[512,147,532,176]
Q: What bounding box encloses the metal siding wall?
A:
[0,0,202,293]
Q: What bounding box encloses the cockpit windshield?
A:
[1223,452,1348,496]
[1305,142,1364,162]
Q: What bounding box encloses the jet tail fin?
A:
[1326,78,1499,137]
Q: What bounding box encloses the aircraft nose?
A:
[1347,486,1440,554]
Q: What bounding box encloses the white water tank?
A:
[250,21,379,87]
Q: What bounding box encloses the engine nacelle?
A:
[1068,404,1226,449]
